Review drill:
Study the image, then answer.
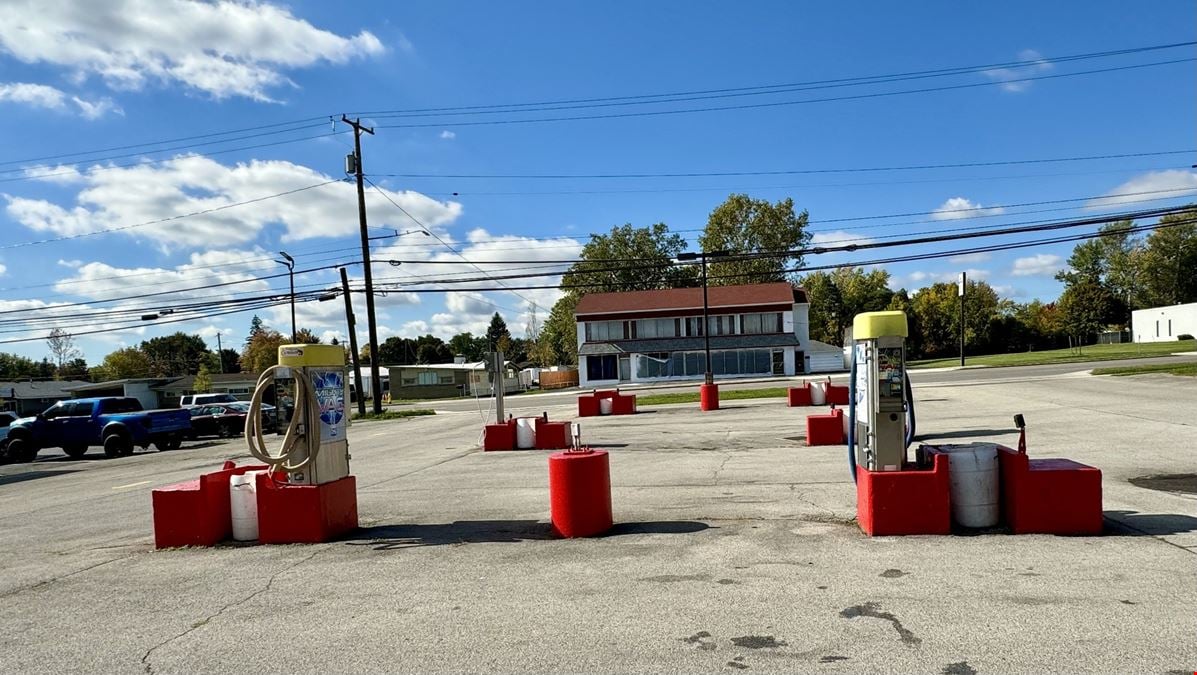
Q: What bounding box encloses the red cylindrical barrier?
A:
[700,383,719,411]
[548,450,613,538]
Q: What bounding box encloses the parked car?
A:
[186,402,277,439]
[4,397,193,462]
[178,393,239,407]
[0,411,20,463]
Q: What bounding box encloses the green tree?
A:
[293,328,323,344]
[449,333,485,361]
[699,194,810,285]
[1058,278,1116,347]
[245,315,265,346]
[0,352,41,380]
[486,312,511,350]
[540,294,580,366]
[46,328,81,373]
[241,327,286,373]
[1139,210,1197,307]
[95,347,151,380]
[193,365,212,393]
[910,280,1000,357]
[885,289,923,357]
[801,267,893,346]
[141,332,211,376]
[219,348,241,373]
[562,223,694,293]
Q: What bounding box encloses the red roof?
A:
[575,282,804,317]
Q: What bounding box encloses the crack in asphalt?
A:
[139,548,324,673]
[712,452,733,486]
[0,554,137,599]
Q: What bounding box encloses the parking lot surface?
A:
[1,367,1194,673]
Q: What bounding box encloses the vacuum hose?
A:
[246,366,318,473]
[847,349,858,484]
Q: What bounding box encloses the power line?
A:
[351,41,1196,118]
[372,149,1194,180]
[374,58,1196,130]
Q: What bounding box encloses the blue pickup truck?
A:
[4,397,193,462]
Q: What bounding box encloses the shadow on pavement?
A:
[0,469,78,486]
[1103,510,1197,536]
[345,519,710,551]
[920,428,1015,441]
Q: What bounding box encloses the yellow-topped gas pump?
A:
[246,344,350,485]
[848,311,915,475]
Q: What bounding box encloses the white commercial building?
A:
[1131,301,1197,343]
[574,282,843,388]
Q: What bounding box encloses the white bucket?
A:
[809,383,826,406]
[229,471,264,541]
[515,417,537,449]
[599,398,614,416]
[940,443,1000,528]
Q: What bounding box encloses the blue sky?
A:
[0,1,1194,364]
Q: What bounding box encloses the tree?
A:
[0,352,42,380]
[562,223,695,293]
[241,327,286,373]
[910,280,1001,357]
[219,348,241,373]
[294,328,322,344]
[801,267,893,346]
[449,333,486,361]
[193,365,213,393]
[46,328,81,372]
[246,315,265,346]
[413,335,453,364]
[1139,210,1197,307]
[141,332,210,376]
[699,194,810,285]
[540,294,580,366]
[1058,278,1116,348]
[95,347,151,380]
[486,312,512,351]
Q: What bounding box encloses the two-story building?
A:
[574,282,842,388]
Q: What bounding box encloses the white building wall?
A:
[1132,302,1197,343]
[123,382,159,411]
[791,303,810,345]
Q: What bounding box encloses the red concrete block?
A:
[548,450,613,538]
[594,390,618,400]
[825,384,849,406]
[256,474,358,544]
[806,412,844,446]
[857,453,952,536]
[700,383,719,411]
[151,463,270,549]
[998,447,1103,535]
[611,394,637,415]
[483,421,515,451]
[787,385,812,407]
[577,395,600,417]
[535,420,572,450]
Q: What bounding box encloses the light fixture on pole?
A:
[278,251,296,343]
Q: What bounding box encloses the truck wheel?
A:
[103,434,131,458]
[63,445,88,459]
[6,438,37,463]
[154,434,183,451]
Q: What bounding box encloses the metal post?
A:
[493,350,505,422]
[215,332,224,374]
[342,115,383,414]
[959,271,967,367]
[700,255,713,385]
[341,267,366,416]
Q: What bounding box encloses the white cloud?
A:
[991,285,1027,299]
[0,0,384,101]
[0,81,119,118]
[8,155,462,248]
[948,252,991,264]
[0,263,6,276]
[983,49,1052,93]
[809,231,876,247]
[439,130,456,140]
[1011,253,1062,277]
[932,197,1005,221]
[1085,170,1197,210]
[903,268,989,289]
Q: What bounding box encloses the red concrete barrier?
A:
[998,446,1103,535]
[787,384,812,407]
[548,450,613,538]
[700,383,719,411]
[824,383,849,406]
[535,420,572,450]
[806,408,844,446]
[857,452,952,536]
[151,461,269,549]
[483,420,516,451]
[577,395,601,417]
[256,474,358,544]
[611,393,637,415]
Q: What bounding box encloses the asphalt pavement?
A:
[1,359,1194,673]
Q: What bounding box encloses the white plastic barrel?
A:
[940,443,1000,528]
[809,383,826,406]
[229,471,264,541]
[599,398,614,416]
[515,417,537,449]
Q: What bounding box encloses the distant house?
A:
[63,378,172,410]
[155,372,263,405]
[574,281,843,388]
[388,360,520,400]
[0,380,90,416]
[1132,301,1197,343]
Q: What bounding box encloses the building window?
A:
[417,371,439,385]
[706,315,737,336]
[685,317,704,337]
[635,318,678,339]
[636,352,672,378]
[586,320,627,341]
[587,355,618,381]
[741,312,784,335]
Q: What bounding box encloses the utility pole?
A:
[340,267,366,416]
[958,271,967,367]
[215,333,224,374]
[278,251,296,342]
[677,250,730,385]
[341,115,383,415]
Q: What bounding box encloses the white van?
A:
[178,393,239,407]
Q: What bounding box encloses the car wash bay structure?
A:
[575,282,843,388]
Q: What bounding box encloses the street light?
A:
[677,250,730,386]
[277,251,296,343]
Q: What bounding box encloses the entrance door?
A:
[771,350,785,375]
[618,356,631,381]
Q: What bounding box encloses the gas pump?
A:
[848,311,916,479]
[246,344,350,485]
